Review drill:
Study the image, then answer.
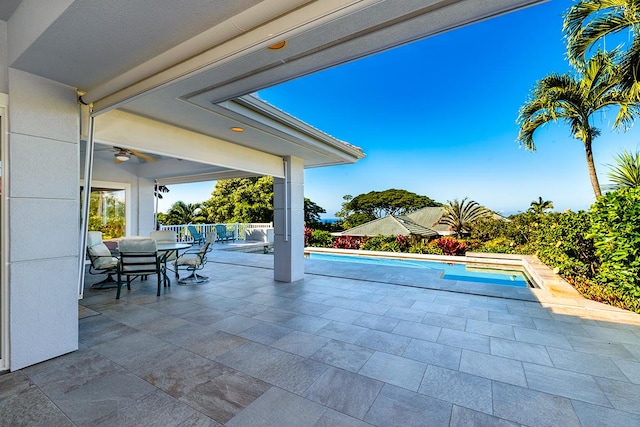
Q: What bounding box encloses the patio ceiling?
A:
[7,0,544,177]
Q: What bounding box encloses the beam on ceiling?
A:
[94,110,286,178]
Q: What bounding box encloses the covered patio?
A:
[2,251,640,426]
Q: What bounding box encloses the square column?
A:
[273,156,304,282]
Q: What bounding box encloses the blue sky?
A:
[159,0,640,217]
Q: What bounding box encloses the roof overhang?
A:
[6,0,546,176]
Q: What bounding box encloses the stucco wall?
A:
[8,68,79,370]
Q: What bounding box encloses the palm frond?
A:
[563,0,632,63]
[606,149,640,188]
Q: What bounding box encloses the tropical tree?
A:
[335,190,439,230]
[605,149,640,189]
[203,177,274,223]
[528,196,554,214]
[437,198,491,237]
[164,201,203,225]
[304,198,326,226]
[563,0,640,95]
[517,50,639,198]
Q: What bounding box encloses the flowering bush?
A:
[304,227,313,246]
[396,234,409,251]
[333,235,361,249]
[434,237,467,256]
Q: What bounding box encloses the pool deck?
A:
[2,249,640,426]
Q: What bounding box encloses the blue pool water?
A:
[308,253,531,288]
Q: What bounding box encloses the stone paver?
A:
[2,250,640,426]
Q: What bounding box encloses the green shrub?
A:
[408,240,444,255]
[504,212,538,246]
[361,235,403,252]
[529,211,597,278]
[475,237,516,254]
[589,187,640,297]
[469,217,508,240]
[308,229,333,247]
[567,276,640,314]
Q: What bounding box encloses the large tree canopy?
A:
[347,189,439,218]
[336,189,440,228]
[304,198,326,226]
[201,177,274,223]
[194,177,327,225]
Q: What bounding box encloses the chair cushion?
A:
[175,256,202,268]
[118,237,157,252]
[150,230,177,243]
[88,243,117,269]
[87,231,104,247]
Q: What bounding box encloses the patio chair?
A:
[174,233,214,284]
[187,225,204,245]
[116,237,164,299]
[150,230,178,271]
[215,224,235,242]
[86,231,119,289]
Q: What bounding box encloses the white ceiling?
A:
[7,0,545,177]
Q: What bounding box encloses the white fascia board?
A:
[211,96,365,164]
[231,95,365,160]
[94,110,285,178]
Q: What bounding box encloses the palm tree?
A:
[605,149,640,189]
[437,198,491,237]
[164,201,202,225]
[564,0,640,95]
[517,50,638,198]
[528,196,554,214]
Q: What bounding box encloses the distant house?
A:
[340,206,508,238]
[340,207,451,237]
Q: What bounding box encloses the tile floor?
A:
[2,251,640,426]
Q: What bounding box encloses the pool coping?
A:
[304,247,640,325]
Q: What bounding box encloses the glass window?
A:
[86,188,126,239]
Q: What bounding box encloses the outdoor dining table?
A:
[156,242,191,285]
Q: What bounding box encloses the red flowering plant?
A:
[304,227,313,246]
[333,235,361,250]
[435,237,467,256]
[396,234,409,251]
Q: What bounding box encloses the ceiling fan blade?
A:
[129,150,157,162]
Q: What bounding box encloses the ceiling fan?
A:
[112,146,158,163]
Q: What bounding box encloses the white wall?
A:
[7,68,79,370]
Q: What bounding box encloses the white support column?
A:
[273,156,304,282]
[7,69,79,370]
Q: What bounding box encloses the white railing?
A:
[159,222,273,243]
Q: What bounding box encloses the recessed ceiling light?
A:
[267,40,287,50]
[230,127,244,132]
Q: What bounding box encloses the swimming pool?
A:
[307,252,532,288]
